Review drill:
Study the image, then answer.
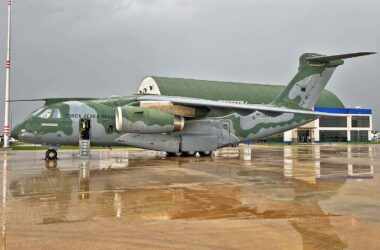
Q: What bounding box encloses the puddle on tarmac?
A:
[0,144,379,249]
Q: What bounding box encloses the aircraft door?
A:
[219,120,232,145]
[223,120,231,134]
[79,118,91,140]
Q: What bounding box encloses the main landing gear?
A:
[45,149,58,161]
[166,151,212,157]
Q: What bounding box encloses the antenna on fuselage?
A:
[2,0,13,148]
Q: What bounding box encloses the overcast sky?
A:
[0,0,379,129]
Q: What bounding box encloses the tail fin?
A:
[272,52,376,109]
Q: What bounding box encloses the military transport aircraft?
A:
[11,52,375,160]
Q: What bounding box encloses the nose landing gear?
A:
[45,149,58,160]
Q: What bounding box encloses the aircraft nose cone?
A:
[11,125,21,140]
[18,131,35,141]
[11,123,34,142]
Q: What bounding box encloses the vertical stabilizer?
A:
[272,52,375,110]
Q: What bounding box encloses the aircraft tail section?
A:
[272,52,375,110]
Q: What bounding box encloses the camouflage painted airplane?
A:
[11,52,375,160]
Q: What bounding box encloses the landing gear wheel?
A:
[201,151,212,157]
[166,152,178,157]
[185,151,195,157]
[45,149,58,160]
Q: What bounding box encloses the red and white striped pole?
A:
[3,0,12,148]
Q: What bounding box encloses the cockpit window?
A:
[52,109,61,119]
[39,109,53,119]
[32,108,44,116]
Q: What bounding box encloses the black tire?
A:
[45,149,58,160]
[166,152,178,157]
[201,151,212,157]
[184,151,195,157]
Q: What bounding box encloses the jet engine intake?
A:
[115,106,184,134]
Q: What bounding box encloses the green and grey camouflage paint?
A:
[115,106,184,134]
[12,52,374,153]
[272,53,343,109]
[13,100,123,146]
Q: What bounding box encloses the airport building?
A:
[137,76,374,143]
[283,107,373,143]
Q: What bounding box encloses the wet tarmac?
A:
[0,144,379,250]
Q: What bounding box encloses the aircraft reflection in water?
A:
[0,145,377,249]
[78,161,90,200]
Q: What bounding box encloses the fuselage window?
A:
[52,109,62,119]
[39,109,52,119]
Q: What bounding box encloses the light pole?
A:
[3,0,12,148]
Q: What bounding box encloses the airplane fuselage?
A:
[12,96,315,153]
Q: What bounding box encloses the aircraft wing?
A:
[136,95,345,117]
[9,97,98,105]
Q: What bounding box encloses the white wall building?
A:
[283,107,373,143]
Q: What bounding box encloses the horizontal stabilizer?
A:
[307,52,376,63]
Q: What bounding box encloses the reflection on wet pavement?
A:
[1,144,380,249]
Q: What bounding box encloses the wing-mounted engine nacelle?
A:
[115,106,185,134]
